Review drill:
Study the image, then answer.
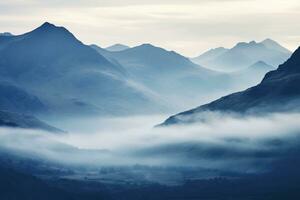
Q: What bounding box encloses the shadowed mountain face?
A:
[192,39,291,72]
[0,82,47,115]
[105,44,130,52]
[0,22,161,117]
[0,110,62,133]
[0,22,123,84]
[93,43,234,109]
[161,47,300,126]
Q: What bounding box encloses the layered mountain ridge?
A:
[161,47,300,126]
[192,39,291,72]
[0,22,162,118]
[92,43,235,109]
[0,22,295,130]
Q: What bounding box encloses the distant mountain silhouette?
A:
[261,38,291,54]
[231,61,275,87]
[192,39,291,72]
[93,43,234,109]
[105,43,130,51]
[0,22,160,116]
[191,47,228,66]
[161,47,300,125]
[244,61,275,72]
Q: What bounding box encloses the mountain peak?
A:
[105,43,130,52]
[234,40,259,48]
[37,22,58,31]
[30,22,70,35]
[248,60,274,71]
[262,38,275,43]
[131,43,166,52]
[261,38,291,54]
[24,22,79,44]
[140,43,156,48]
[41,22,55,27]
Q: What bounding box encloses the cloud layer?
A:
[1,113,300,170]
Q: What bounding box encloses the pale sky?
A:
[0,0,300,56]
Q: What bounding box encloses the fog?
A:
[1,112,300,178]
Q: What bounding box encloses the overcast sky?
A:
[0,0,299,56]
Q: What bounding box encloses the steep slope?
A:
[0,82,47,115]
[94,43,233,109]
[0,110,62,132]
[105,43,130,51]
[191,47,228,66]
[0,22,123,84]
[232,61,275,87]
[0,22,159,116]
[161,47,300,125]
[261,38,291,54]
[192,39,291,72]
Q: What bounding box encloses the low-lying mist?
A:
[1,112,300,182]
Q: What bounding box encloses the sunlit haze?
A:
[1,0,299,56]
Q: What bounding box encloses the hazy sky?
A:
[0,0,299,56]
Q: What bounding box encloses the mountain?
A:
[232,61,275,87]
[243,61,275,73]
[106,43,211,74]
[192,39,291,72]
[261,38,291,54]
[94,43,234,109]
[105,43,130,51]
[0,82,47,115]
[0,22,160,116]
[191,47,228,66]
[160,47,300,126]
[0,110,62,133]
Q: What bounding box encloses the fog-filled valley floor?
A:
[17,113,300,170]
[1,112,300,199]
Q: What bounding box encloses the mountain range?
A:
[161,46,300,126]
[0,22,163,118]
[192,39,291,72]
[92,43,235,109]
[0,22,294,130]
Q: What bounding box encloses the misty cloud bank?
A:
[0,112,300,175]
